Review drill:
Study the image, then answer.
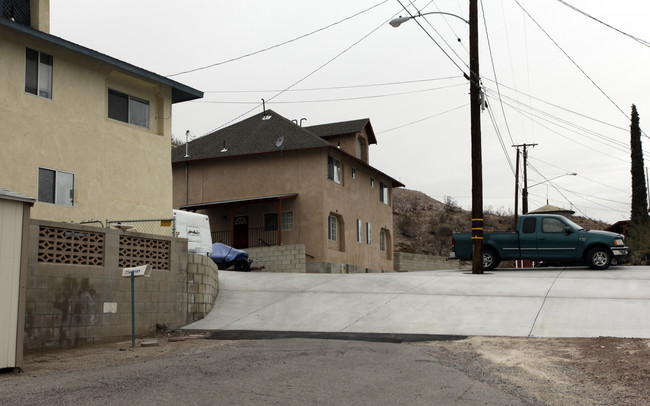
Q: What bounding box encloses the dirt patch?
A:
[425,336,650,405]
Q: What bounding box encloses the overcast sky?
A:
[50,0,650,224]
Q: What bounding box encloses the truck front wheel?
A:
[483,248,500,271]
[586,247,611,270]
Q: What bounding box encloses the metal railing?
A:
[211,227,279,248]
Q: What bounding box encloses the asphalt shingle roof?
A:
[172,110,332,162]
[305,119,377,145]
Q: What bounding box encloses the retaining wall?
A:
[186,254,219,322]
[393,252,461,271]
[245,244,306,273]
[24,220,188,350]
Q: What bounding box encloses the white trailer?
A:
[172,209,212,255]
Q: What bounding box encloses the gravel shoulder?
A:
[2,335,649,405]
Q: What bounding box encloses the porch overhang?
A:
[180,193,298,211]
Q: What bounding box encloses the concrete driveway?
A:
[183,266,650,338]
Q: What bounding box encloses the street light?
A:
[389,2,484,274]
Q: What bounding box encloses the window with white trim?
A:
[366,222,372,245]
[380,182,389,204]
[356,219,363,243]
[264,211,294,231]
[328,215,337,241]
[38,168,74,206]
[108,89,150,128]
[327,155,341,184]
[25,48,53,99]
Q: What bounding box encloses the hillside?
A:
[392,188,610,256]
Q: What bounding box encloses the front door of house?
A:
[233,216,249,248]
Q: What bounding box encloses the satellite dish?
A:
[275,136,285,148]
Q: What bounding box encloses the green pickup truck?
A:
[449,214,628,271]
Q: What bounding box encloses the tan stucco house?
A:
[172,109,404,272]
[0,0,203,223]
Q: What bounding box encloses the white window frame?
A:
[38,167,74,206]
[108,88,150,128]
[25,48,53,99]
[328,215,337,241]
[356,219,363,243]
[328,155,342,184]
[366,222,372,245]
[380,182,389,204]
[264,211,294,231]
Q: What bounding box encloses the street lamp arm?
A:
[389,12,469,28]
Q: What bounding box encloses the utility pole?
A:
[512,143,537,214]
[469,0,483,274]
[513,147,520,230]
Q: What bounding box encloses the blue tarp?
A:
[210,242,248,266]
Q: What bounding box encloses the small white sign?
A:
[121,264,152,278]
[103,302,118,313]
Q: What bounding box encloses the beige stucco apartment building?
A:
[172,110,404,272]
[0,0,202,223]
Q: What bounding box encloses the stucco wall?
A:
[24,220,188,350]
[0,24,174,224]
[393,252,461,272]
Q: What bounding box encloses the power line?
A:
[166,0,390,77]
[202,76,463,93]
[555,0,650,48]
[201,7,395,135]
[379,103,468,133]
[513,0,629,121]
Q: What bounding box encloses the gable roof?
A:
[305,118,377,145]
[0,18,202,103]
[172,110,405,188]
[172,109,331,162]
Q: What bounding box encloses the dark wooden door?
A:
[233,216,249,248]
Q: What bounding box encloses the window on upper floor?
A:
[264,211,294,231]
[38,167,74,206]
[328,155,341,184]
[108,89,150,128]
[370,177,374,188]
[351,167,356,179]
[328,215,337,241]
[380,182,389,204]
[366,222,372,245]
[356,219,363,243]
[25,48,53,99]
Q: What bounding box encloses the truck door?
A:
[536,217,579,259]
[518,217,538,260]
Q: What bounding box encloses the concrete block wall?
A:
[24,220,188,350]
[186,254,219,322]
[305,262,389,274]
[394,252,461,272]
[246,244,306,273]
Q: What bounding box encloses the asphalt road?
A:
[1,338,526,406]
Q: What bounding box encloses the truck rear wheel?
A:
[586,247,611,270]
[483,248,500,271]
[234,259,251,272]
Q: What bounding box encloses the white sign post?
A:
[121,265,151,348]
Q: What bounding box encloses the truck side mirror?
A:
[565,227,574,235]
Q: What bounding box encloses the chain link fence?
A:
[104,218,177,237]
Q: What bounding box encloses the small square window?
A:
[38,168,74,206]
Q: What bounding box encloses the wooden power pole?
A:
[469,0,483,274]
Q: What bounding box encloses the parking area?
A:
[184,266,650,338]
